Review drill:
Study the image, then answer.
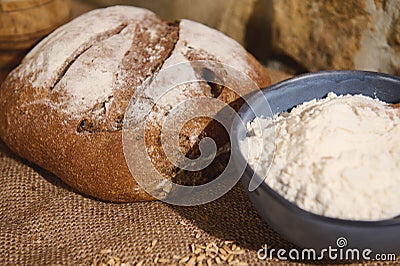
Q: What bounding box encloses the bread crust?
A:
[0,6,270,202]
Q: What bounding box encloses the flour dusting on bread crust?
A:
[23,7,152,89]
[10,6,267,134]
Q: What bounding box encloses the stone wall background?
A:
[42,1,400,75]
[269,0,400,75]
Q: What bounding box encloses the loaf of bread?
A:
[0,6,270,202]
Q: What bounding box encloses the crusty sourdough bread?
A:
[0,6,270,202]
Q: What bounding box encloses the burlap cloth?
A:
[1,140,399,266]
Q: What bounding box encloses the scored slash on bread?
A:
[0,6,270,202]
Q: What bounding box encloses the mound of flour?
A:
[242,93,400,221]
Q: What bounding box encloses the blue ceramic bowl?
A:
[231,70,400,256]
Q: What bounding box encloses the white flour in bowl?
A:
[242,93,400,221]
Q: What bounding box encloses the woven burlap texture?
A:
[0,140,398,265]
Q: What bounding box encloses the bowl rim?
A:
[232,69,400,226]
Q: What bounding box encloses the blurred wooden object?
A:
[0,0,71,79]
